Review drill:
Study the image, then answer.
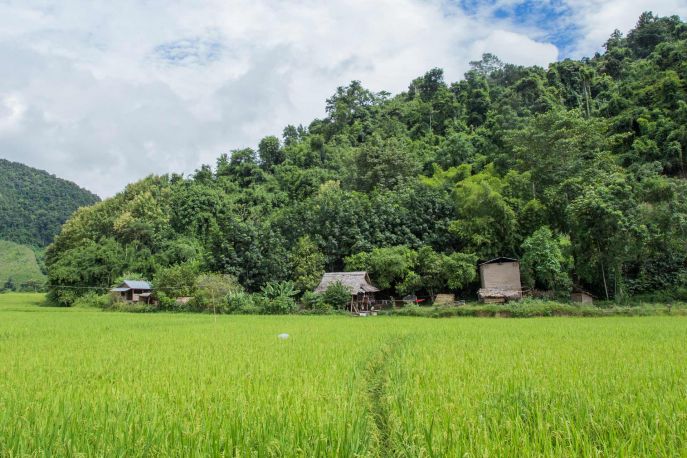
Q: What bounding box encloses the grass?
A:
[0,240,45,287]
[1,293,686,456]
[387,299,687,318]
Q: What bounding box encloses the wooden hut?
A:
[571,291,594,304]
[478,257,522,303]
[315,272,379,312]
[110,280,153,304]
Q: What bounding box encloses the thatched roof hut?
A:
[314,272,379,295]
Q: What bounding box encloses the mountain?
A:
[46,12,687,305]
[0,159,100,247]
[0,240,45,290]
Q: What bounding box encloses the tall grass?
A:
[1,294,686,456]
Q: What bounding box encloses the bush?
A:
[224,291,254,314]
[155,291,180,311]
[262,295,298,314]
[195,273,243,312]
[153,262,199,298]
[259,281,299,314]
[384,299,687,318]
[72,292,112,309]
[322,281,351,310]
[300,291,333,314]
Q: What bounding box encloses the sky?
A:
[0,0,685,197]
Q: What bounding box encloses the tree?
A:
[3,277,15,292]
[567,174,639,300]
[521,227,573,293]
[195,273,243,314]
[322,281,351,310]
[289,236,325,293]
[448,165,521,258]
[415,247,477,296]
[345,246,417,294]
[153,262,199,299]
[354,136,420,191]
[258,136,284,170]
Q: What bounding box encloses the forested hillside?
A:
[0,159,100,246]
[0,240,45,290]
[47,13,687,305]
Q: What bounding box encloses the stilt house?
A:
[111,280,153,304]
[315,272,379,312]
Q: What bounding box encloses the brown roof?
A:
[478,288,522,300]
[314,272,379,294]
[479,257,519,266]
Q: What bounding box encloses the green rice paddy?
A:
[1,293,686,456]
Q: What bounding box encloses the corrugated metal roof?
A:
[314,272,379,294]
[111,287,128,292]
[121,280,152,290]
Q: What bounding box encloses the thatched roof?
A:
[478,288,522,300]
[315,272,379,294]
[479,257,519,266]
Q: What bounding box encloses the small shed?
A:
[111,280,153,303]
[434,294,456,305]
[478,257,522,303]
[315,271,379,312]
[571,291,594,304]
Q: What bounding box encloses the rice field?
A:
[1,293,686,457]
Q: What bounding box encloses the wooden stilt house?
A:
[315,272,379,313]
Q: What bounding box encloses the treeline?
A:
[0,159,100,247]
[47,13,687,305]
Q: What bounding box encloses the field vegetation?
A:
[1,293,686,456]
[0,240,46,291]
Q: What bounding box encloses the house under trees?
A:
[315,272,379,313]
[110,280,153,304]
[478,257,523,303]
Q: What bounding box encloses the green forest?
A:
[0,159,99,290]
[46,13,687,307]
[0,159,100,247]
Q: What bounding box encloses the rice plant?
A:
[1,294,686,456]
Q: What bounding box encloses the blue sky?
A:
[459,0,578,52]
[0,0,685,196]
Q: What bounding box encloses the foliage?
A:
[321,281,351,310]
[520,227,573,293]
[289,236,325,293]
[72,292,112,309]
[0,159,99,247]
[300,291,333,313]
[259,281,299,314]
[153,262,199,299]
[0,240,45,290]
[194,273,243,312]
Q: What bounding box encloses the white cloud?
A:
[0,0,683,196]
[470,30,559,67]
[564,0,687,57]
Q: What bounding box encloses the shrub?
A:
[300,291,332,314]
[72,292,111,309]
[224,291,254,314]
[258,281,299,314]
[322,281,351,310]
[195,273,243,312]
[153,262,199,298]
